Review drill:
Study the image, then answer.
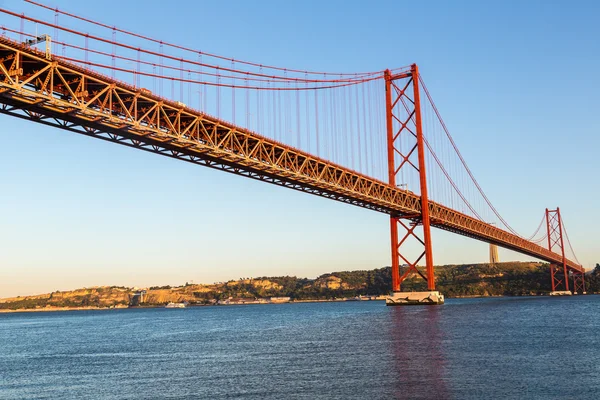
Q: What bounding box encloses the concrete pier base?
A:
[549,291,572,296]
[385,291,445,306]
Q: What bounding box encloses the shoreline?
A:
[0,294,560,314]
[3,292,595,314]
[0,299,383,314]
[0,305,130,314]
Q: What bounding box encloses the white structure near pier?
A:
[386,291,445,306]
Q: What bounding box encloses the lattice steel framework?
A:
[0,37,584,277]
[546,208,570,291]
[384,66,434,291]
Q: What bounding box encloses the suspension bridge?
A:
[0,2,585,304]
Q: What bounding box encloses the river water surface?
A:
[1,296,599,399]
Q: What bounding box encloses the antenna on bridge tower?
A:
[385,64,439,305]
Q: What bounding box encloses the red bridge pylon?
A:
[385,64,435,292]
[546,208,585,293]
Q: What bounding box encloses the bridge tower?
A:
[545,208,584,294]
[384,64,443,305]
[546,208,569,294]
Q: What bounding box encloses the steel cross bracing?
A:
[546,208,569,291]
[385,66,435,291]
[0,37,584,274]
[546,208,585,292]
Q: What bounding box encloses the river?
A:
[1,296,599,399]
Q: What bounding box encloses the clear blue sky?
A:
[0,0,598,297]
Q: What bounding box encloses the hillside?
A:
[0,286,131,310]
[1,262,598,311]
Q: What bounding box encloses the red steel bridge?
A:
[0,2,585,295]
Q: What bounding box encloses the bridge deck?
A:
[0,37,583,273]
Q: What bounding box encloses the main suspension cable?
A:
[419,75,522,237]
[0,8,389,84]
[24,0,386,78]
[561,219,582,265]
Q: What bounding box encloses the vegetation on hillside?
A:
[585,264,600,291]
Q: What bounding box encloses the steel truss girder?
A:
[0,36,583,274]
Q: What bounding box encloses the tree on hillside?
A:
[586,264,600,293]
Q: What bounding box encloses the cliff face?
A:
[0,286,131,310]
[313,275,353,290]
[0,262,589,311]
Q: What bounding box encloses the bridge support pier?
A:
[549,290,572,296]
[384,65,439,305]
[386,291,444,306]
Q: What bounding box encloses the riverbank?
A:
[0,305,129,313]
[3,262,596,313]
[3,293,598,314]
[0,297,389,313]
